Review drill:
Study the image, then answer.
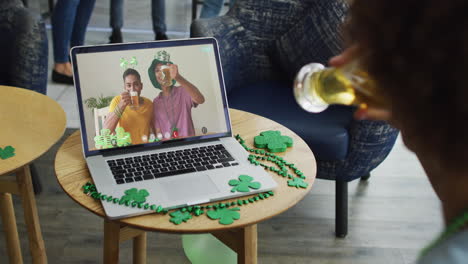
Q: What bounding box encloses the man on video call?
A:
[104,68,154,145]
[148,50,205,140]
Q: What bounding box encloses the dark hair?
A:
[122,68,141,82]
[348,0,468,169]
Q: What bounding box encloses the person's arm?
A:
[103,92,131,132]
[169,63,205,104]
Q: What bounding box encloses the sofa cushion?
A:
[226,80,354,160]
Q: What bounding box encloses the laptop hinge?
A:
[100,137,222,157]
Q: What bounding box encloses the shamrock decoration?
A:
[254,130,293,153]
[120,56,138,69]
[207,207,241,225]
[169,210,193,225]
[0,146,15,160]
[94,128,133,149]
[120,58,129,69]
[128,56,138,68]
[120,188,150,204]
[148,133,160,143]
[228,175,261,193]
[287,178,308,189]
[115,127,132,147]
[94,129,114,149]
[82,181,281,227]
[193,207,204,216]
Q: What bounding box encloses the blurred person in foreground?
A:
[334,1,468,263]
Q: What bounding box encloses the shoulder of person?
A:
[142,97,153,104]
[173,85,184,91]
[111,95,121,102]
[109,95,121,109]
[153,92,163,102]
[175,85,190,95]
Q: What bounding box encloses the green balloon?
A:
[182,234,236,264]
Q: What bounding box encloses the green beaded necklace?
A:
[420,210,468,258]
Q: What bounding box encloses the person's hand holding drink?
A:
[159,63,179,87]
[294,46,391,122]
[328,47,391,121]
[117,90,131,109]
[130,88,139,109]
[117,88,139,111]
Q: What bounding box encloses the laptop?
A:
[71,37,277,219]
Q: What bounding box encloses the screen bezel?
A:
[70,37,232,158]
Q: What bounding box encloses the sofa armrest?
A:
[318,120,399,181]
[14,9,48,94]
[0,5,48,94]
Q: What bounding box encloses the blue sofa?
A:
[0,0,48,95]
[0,0,49,194]
[191,0,399,237]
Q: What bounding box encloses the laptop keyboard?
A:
[107,144,239,184]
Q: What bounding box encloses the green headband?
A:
[148,50,176,90]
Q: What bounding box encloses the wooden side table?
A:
[0,85,66,264]
[55,109,316,264]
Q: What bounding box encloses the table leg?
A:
[104,219,120,264]
[0,192,24,264]
[16,165,47,264]
[212,224,258,264]
[133,232,147,264]
[237,225,257,264]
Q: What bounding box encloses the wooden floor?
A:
[0,130,443,263]
[3,2,443,263]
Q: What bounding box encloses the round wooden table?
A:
[55,109,316,264]
[0,85,66,263]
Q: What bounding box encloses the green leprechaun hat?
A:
[148,50,176,90]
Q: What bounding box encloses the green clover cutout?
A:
[120,58,129,69]
[228,175,261,193]
[169,210,192,225]
[120,188,149,204]
[0,146,15,160]
[115,127,132,147]
[148,137,160,143]
[254,130,293,153]
[287,178,308,189]
[207,207,241,225]
[129,56,138,68]
[94,129,115,149]
[194,208,204,216]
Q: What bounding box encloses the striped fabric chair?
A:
[0,0,49,194]
[191,0,399,237]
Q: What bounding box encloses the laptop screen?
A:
[71,38,231,157]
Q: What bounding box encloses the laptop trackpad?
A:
[161,174,220,201]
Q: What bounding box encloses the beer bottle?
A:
[293,62,385,113]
